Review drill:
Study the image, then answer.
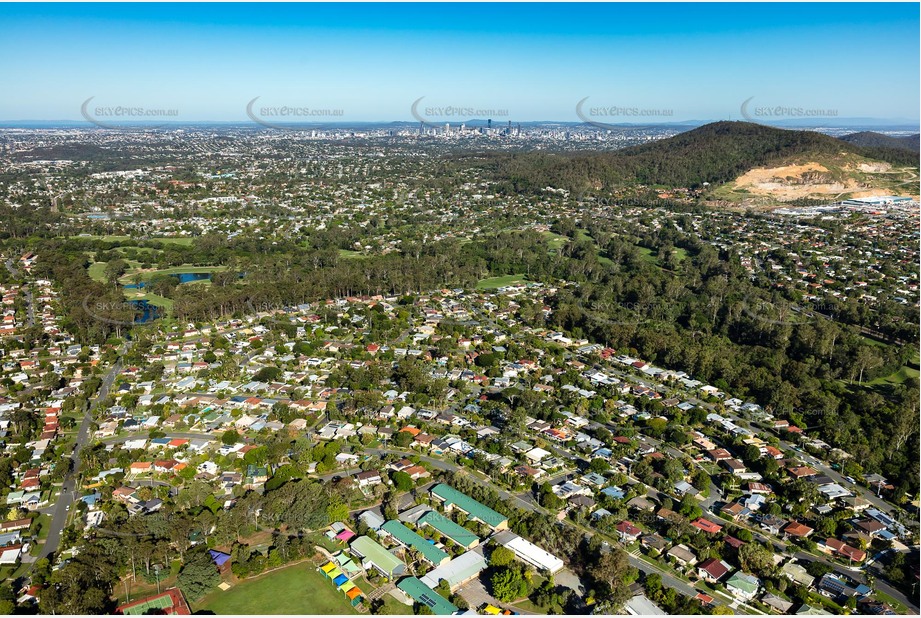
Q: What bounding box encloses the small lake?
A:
[131,300,162,324]
[124,272,212,289]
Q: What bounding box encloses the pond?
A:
[123,272,212,289]
[131,300,163,324]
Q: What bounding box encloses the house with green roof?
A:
[380,520,450,566]
[397,577,457,615]
[726,571,761,600]
[349,535,406,577]
[430,484,509,531]
[418,511,480,549]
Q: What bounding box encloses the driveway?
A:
[456,577,539,615]
[554,568,583,595]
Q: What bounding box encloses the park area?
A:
[476,274,530,289]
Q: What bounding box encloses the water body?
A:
[131,300,162,324]
[123,272,213,289]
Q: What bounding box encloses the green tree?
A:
[491,567,527,602]
[738,543,774,577]
[489,545,517,568]
[178,548,221,600]
[393,431,413,448]
[253,366,282,382]
[391,470,414,492]
[589,458,611,474]
[326,499,349,523]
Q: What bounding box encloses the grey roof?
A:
[420,550,487,589]
[359,510,386,531]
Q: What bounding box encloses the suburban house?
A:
[355,470,382,489]
[697,558,731,582]
[726,572,761,600]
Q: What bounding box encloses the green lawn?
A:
[637,246,658,263]
[377,594,412,615]
[88,259,144,282]
[542,229,615,265]
[88,261,107,282]
[90,261,222,286]
[476,274,529,289]
[78,234,194,246]
[870,364,920,386]
[34,514,51,540]
[636,245,688,267]
[872,590,909,614]
[870,350,920,386]
[338,249,370,260]
[542,231,568,251]
[196,562,359,615]
[122,291,175,311]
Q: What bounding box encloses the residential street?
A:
[39,345,127,559]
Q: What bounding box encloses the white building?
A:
[493,531,564,574]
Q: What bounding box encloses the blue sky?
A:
[0,2,918,123]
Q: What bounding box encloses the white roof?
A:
[524,447,551,462]
[420,550,487,589]
[625,594,666,616]
[498,532,564,573]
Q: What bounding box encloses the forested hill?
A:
[469,121,919,193]
[840,131,920,153]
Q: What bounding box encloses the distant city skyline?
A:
[0,2,918,124]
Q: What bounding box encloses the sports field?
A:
[196,562,359,615]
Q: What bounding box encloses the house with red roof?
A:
[765,446,783,459]
[821,538,866,563]
[783,521,814,539]
[746,482,773,494]
[691,518,723,534]
[787,465,818,478]
[615,521,642,543]
[129,462,152,475]
[697,557,731,582]
[404,465,430,480]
